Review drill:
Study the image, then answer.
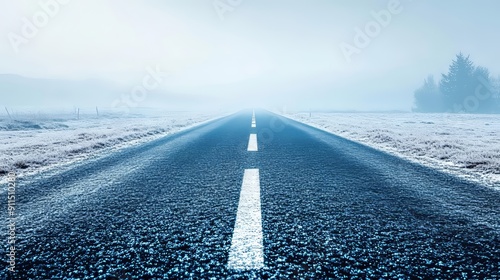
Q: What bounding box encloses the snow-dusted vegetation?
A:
[287,112,500,189]
[0,108,225,178]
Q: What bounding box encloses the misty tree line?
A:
[413,53,500,113]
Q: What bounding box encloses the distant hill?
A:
[0,74,236,111]
[0,74,122,107]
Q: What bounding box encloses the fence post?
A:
[5,107,12,120]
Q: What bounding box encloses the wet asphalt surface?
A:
[1,110,500,279]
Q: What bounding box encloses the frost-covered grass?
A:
[0,109,225,179]
[286,112,500,189]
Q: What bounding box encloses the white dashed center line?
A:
[227,169,264,270]
[247,134,258,152]
[251,111,256,128]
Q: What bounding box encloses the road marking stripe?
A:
[247,134,258,151]
[228,169,264,270]
[251,111,256,128]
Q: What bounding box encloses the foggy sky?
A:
[1,0,499,111]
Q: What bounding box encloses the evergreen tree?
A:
[472,66,495,113]
[494,76,500,113]
[414,75,443,112]
[440,53,475,111]
[490,76,500,114]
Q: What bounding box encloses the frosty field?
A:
[286,112,500,189]
[0,108,225,181]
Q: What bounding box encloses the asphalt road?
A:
[1,110,500,279]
